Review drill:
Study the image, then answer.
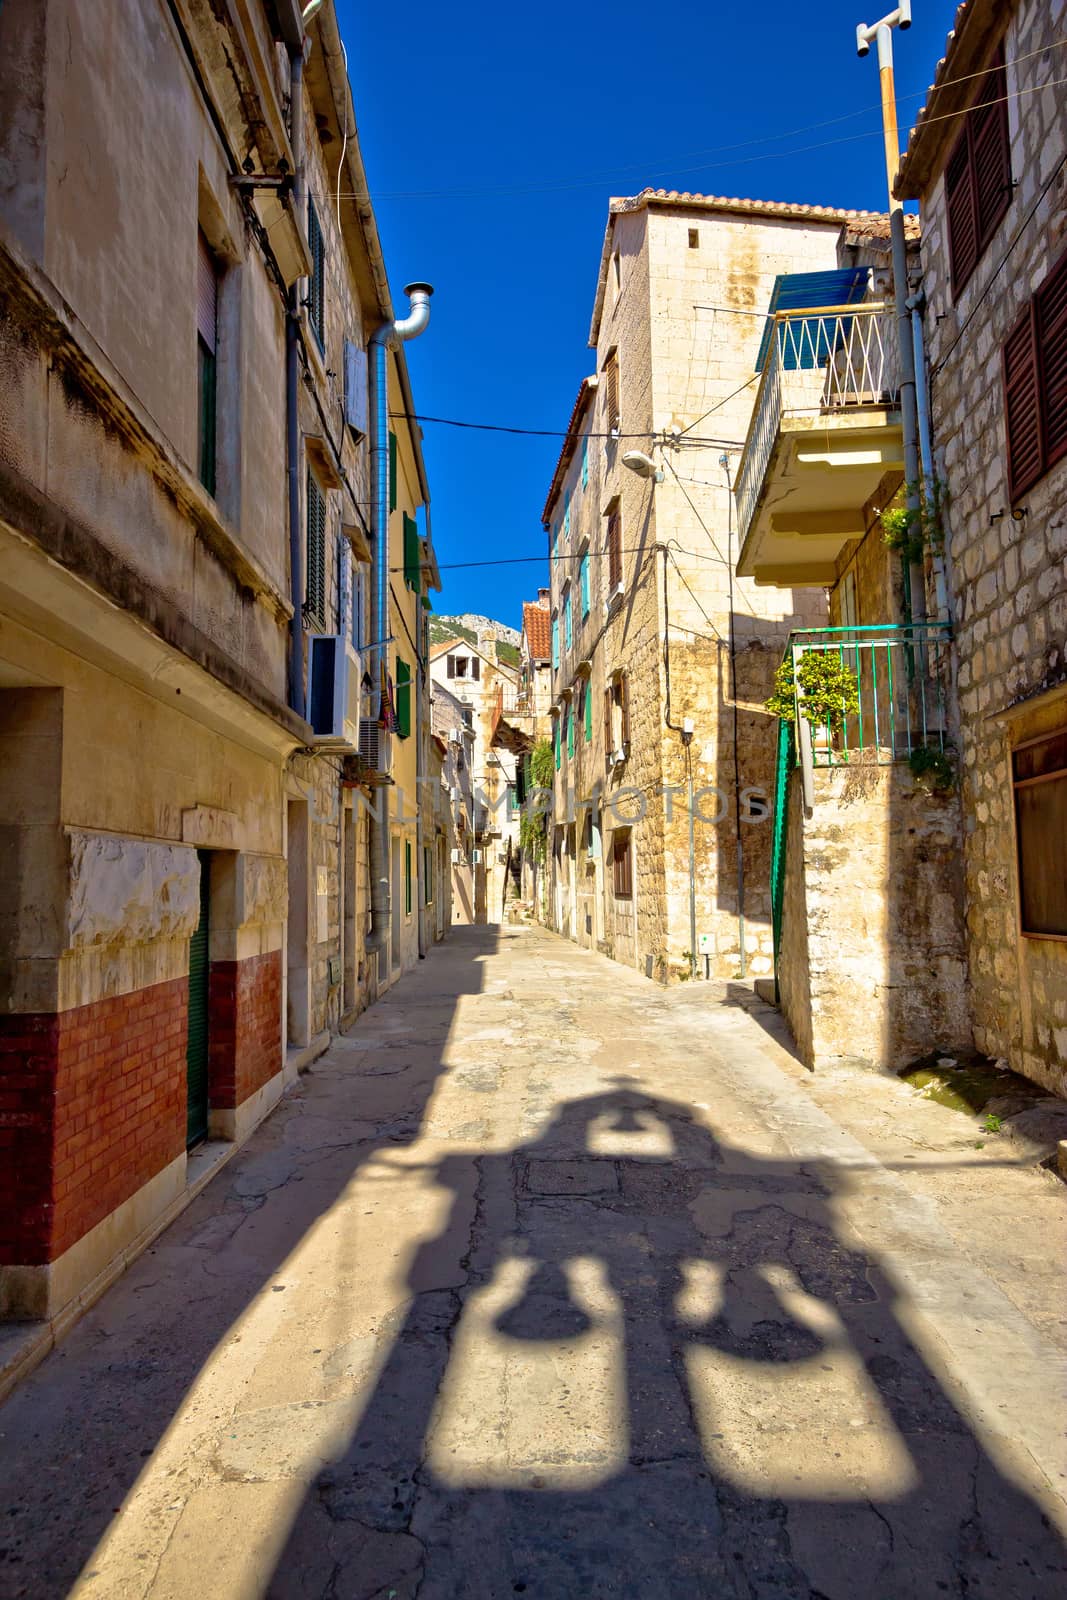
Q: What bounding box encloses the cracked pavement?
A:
[0,925,1065,1598]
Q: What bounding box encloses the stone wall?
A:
[778,762,971,1071]
[915,0,1067,1095]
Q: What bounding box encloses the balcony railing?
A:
[736,304,902,541]
[781,622,951,766]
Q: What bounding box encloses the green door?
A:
[186,850,210,1148]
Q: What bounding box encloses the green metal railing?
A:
[769,716,795,1004]
[782,621,952,766]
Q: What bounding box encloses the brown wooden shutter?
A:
[197,231,218,352]
[604,354,619,432]
[607,511,621,590]
[471,655,480,681]
[447,654,455,678]
[604,686,613,760]
[1038,248,1067,470]
[971,55,1011,245]
[1003,304,1042,499]
[619,674,630,746]
[945,134,978,298]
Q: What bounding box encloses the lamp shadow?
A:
[267,1087,1067,1598]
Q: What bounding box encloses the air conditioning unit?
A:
[606,583,625,609]
[307,635,362,750]
[450,847,464,865]
[343,339,368,438]
[611,747,627,767]
[472,849,483,865]
[450,728,463,744]
[358,718,392,774]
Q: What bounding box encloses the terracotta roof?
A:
[895,1,1006,199]
[841,212,922,247]
[541,376,597,524]
[522,598,551,662]
[589,190,901,343]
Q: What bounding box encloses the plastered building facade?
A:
[0,0,438,1325]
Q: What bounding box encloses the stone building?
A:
[541,192,897,982]
[0,0,437,1327]
[429,635,520,923]
[895,0,1067,1097]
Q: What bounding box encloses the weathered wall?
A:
[778,762,971,1071]
[917,0,1067,1095]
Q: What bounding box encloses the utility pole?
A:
[856,3,924,623]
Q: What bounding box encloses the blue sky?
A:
[337,0,957,627]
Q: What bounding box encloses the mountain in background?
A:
[429,612,521,668]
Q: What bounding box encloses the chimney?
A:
[538,588,550,605]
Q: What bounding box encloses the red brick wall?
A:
[207,948,282,1110]
[0,980,187,1266]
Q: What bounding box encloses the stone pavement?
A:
[0,925,1065,1599]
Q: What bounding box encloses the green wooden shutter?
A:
[306,470,326,627]
[403,513,421,591]
[424,845,433,905]
[584,679,592,741]
[389,430,398,512]
[185,851,210,1149]
[307,196,325,349]
[566,706,574,759]
[554,718,561,770]
[396,656,412,738]
[580,552,590,617]
[405,840,412,914]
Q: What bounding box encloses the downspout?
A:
[368,284,433,965]
[660,545,697,981]
[285,43,306,716]
[908,288,950,622]
[416,596,427,958]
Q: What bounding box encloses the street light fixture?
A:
[621,450,663,483]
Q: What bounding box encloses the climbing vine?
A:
[519,739,554,865]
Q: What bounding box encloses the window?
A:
[305,469,327,629]
[351,560,367,650]
[551,615,560,670]
[579,550,590,618]
[196,231,219,496]
[395,657,412,739]
[404,839,412,916]
[566,703,574,759]
[688,228,700,249]
[506,782,517,818]
[447,654,477,680]
[612,828,633,899]
[554,715,561,770]
[403,512,421,592]
[603,350,620,435]
[1003,247,1067,499]
[606,508,622,593]
[1013,726,1067,936]
[604,674,629,766]
[583,676,592,742]
[563,588,572,651]
[307,194,325,348]
[581,439,589,489]
[611,249,621,304]
[424,845,434,905]
[945,45,1011,299]
[389,430,398,512]
[563,492,571,540]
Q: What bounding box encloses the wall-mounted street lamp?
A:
[621,450,663,483]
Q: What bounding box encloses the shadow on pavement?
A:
[269,1085,1067,1599]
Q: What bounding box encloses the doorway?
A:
[287,797,310,1047]
[186,849,211,1148]
[390,834,402,977]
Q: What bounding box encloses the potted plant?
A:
[765,649,860,751]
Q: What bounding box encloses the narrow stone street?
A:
[0,926,1065,1600]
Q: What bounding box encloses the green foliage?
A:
[909,745,956,794]
[765,650,860,733]
[983,1112,1002,1134]
[879,478,947,561]
[529,738,555,790]
[495,640,521,668]
[519,739,555,866]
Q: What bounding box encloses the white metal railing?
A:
[736,304,902,541]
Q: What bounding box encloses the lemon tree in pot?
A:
[765,649,860,748]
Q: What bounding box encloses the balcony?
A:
[489,682,535,755]
[735,305,903,586]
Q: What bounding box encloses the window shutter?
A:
[603,686,613,759]
[604,354,619,432]
[405,840,412,914]
[471,654,480,682]
[388,431,398,512]
[581,439,589,488]
[403,512,421,591]
[343,339,368,436]
[580,551,590,616]
[564,591,572,650]
[566,706,574,759]
[305,470,327,627]
[946,135,978,298]
[447,654,455,678]
[971,57,1011,245]
[551,617,559,669]
[197,232,218,352]
[584,678,592,742]
[555,717,561,770]
[619,674,630,746]
[607,511,622,591]
[396,657,412,738]
[307,196,325,348]
[1038,248,1067,469]
[1003,304,1042,499]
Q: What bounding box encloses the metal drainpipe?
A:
[285,45,305,716]
[908,290,950,622]
[416,601,427,959]
[368,284,433,966]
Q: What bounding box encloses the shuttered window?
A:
[563,492,571,540]
[566,704,574,759]
[563,588,572,651]
[424,844,433,905]
[196,231,218,496]
[396,656,412,739]
[583,677,592,742]
[403,512,421,591]
[305,469,327,629]
[308,194,325,348]
[603,687,613,765]
[1012,727,1067,936]
[581,439,589,488]
[945,46,1011,299]
[612,829,633,899]
[607,510,622,592]
[551,615,559,669]
[554,715,561,770]
[579,551,590,618]
[603,350,619,434]
[618,674,630,746]
[1003,248,1067,499]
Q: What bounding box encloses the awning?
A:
[755,268,870,372]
